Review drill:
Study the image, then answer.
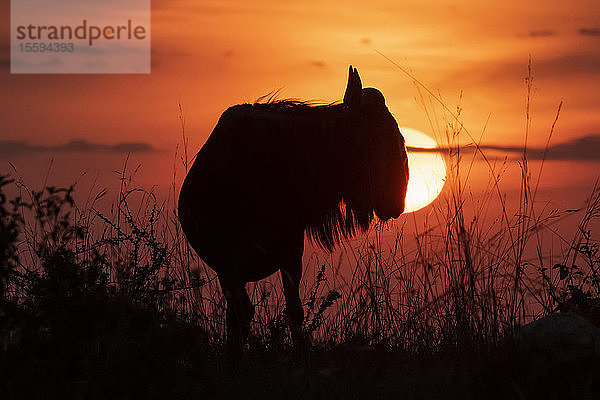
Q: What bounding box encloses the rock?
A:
[516,312,600,399]
[518,312,600,359]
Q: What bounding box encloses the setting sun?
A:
[400,126,446,213]
[3,0,600,396]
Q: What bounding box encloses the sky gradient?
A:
[1,0,599,216]
[2,0,599,146]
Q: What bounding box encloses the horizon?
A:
[3,2,600,397]
[2,0,599,147]
[1,0,599,280]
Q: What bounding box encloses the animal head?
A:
[342,66,409,222]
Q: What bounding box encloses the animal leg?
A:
[219,276,254,352]
[281,237,308,348]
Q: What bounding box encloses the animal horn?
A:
[343,65,353,104]
[343,65,362,109]
[352,67,362,92]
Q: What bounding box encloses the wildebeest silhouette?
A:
[178,66,409,350]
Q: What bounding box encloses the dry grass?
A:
[2,65,600,399]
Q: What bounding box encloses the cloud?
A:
[0,139,157,157]
[579,28,600,37]
[150,46,191,70]
[309,60,327,68]
[528,29,555,37]
[537,50,600,77]
[450,49,600,89]
[407,135,600,161]
[533,135,600,160]
[152,0,234,16]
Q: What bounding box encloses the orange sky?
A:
[1,0,599,150]
[1,0,600,216]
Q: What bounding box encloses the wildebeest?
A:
[178,66,409,350]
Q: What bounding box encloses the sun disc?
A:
[400,127,446,213]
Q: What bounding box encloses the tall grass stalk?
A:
[2,66,599,357]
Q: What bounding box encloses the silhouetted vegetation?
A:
[1,153,599,399]
[0,176,214,399]
[3,69,600,398]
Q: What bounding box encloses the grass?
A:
[2,71,600,399]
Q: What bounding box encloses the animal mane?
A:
[306,200,373,251]
[251,92,374,251]
[252,92,341,113]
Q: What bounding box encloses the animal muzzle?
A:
[375,193,405,220]
[375,151,409,221]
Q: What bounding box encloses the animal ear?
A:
[343,65,362,109]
